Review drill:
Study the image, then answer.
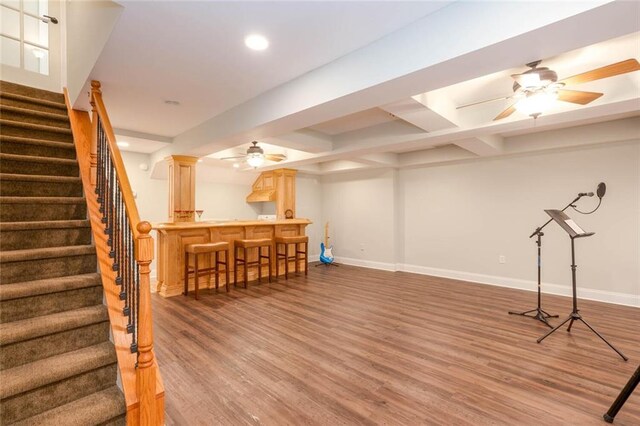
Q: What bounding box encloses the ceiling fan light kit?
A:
[457,58,640,121]
[220,140,287,168]
[514,89,559,118]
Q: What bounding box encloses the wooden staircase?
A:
[0,81,126,425]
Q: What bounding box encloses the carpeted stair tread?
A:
[0,173,81,183]
[0,135,76,158]
[0,305,107,345]
[0,273,100,301]
[0,341,116,399]
[0,152,78,166]
[0,219,90,231]
[0,119,72,135]
[0,104,70,128]
[11,385,126,426]
[0,81,65,105]
[0,196,85,204]
[0,244,95,263]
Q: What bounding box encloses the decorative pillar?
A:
[165,155,198,222]
[274,168,297,219]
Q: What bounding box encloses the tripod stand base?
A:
[315,262,339,267]
[537,312,628,361]
[509,307,558,328]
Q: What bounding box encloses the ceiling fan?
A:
[457,58,640,120]
[220,141,287,168]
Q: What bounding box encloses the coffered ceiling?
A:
[92,1,640,176]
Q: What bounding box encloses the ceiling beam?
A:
[262,129,333,153]
[149,1,634,169]
[354,153,399,167]
[257,98,640,171]
[412,93,504,156]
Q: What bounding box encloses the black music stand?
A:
[604,364,640,422]
[536,210,627,361]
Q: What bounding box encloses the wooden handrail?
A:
[90,81,141,237]
[66,82,164,425]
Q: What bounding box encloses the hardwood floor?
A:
[152,264,640,425]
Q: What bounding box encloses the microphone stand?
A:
[508,194,585,327]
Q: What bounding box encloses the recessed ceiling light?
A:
[164,100,180,106]
[233,163,240,169]
[245,34,269,51]
[197,159,203,163]
[117,141,130,148]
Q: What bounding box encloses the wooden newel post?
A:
[135,221,157,424]
[90,80,101,187]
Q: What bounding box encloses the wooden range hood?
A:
[247,168,297,219]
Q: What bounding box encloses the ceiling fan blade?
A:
[493,104,516,121]
[457,95,513,109]
[265,154,287,162]
[557,89,603,105]
[559,59,640,86]
[219,155,246,161]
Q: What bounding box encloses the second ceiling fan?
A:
[458,58,640,120]
[220,141,287,168]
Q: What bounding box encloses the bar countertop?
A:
[152,218,312,231]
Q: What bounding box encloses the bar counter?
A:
[153,219,311,297]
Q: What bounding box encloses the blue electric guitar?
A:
[318,222,338,266]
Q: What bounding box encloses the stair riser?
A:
[0,139,76,159]
[0,96,67,115]
[1,254,97,284]
[0,179,83,197]
[1,321,110,370]
[0,286,103,323]
[0,158,79,177]
[0,123,72,143]
[0,227,91,250]
[0,203,87,221]
[0,109,70,129]
[0,363,117,424]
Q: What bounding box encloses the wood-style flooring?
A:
[152,264,640,425]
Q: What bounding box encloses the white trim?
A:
[333,257,639,307]
[333,256,398,272]
[399,264,639,307]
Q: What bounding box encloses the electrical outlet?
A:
[499,255,506,264]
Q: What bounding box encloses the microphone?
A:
[578,192,594,197]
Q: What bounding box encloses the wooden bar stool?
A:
[275,236,309,279]
[234,238,272,288]
[183,242,230,300]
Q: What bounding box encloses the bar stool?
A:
[184,242,230,300]
[275,236,309,279]
[234,238,273,288]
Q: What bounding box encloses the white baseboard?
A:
[333,256,398,272]
[332,257,639,307]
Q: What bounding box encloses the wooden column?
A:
[165,155,198,222]
[135,222,158,424]
[274,168,297,219]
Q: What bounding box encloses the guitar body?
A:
[320,242,334,264]
[319,222,336,264]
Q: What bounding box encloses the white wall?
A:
[320,137,640,306]
[66,0,122,105]
[401,141,639,304]
[297,174,323,257]
[321,169,397,267]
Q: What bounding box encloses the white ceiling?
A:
[86,1,640,177]
[91,1,452,137]
[309,108,398,135]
